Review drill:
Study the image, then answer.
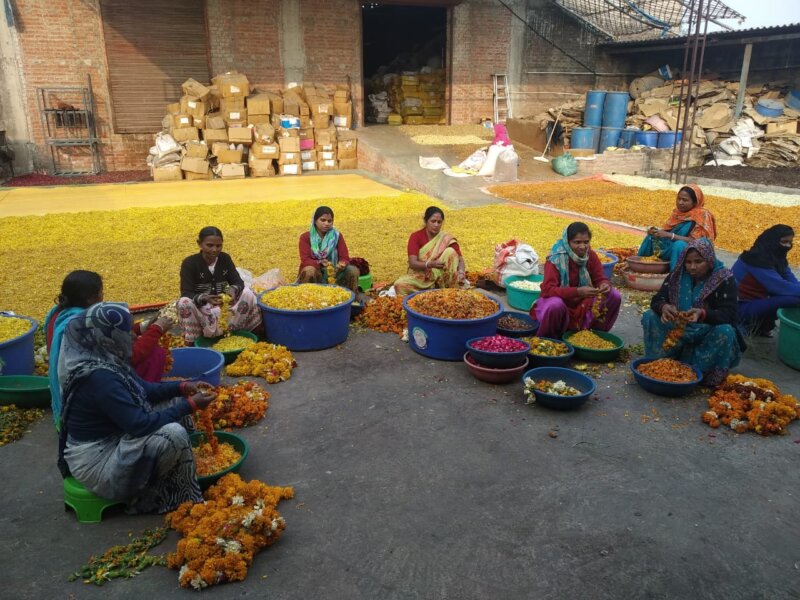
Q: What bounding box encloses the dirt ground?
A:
[685,165,800,188]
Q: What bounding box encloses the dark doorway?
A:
[362,4,448,124]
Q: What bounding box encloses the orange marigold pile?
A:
[356,296,406,335]
[203,382,269,429]
[702,374,800,435]
[165,473,294,590]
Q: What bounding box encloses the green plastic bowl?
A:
[505,274,544,311]
[190,430,249,489]
[358,273,373,292]
[0,375,51,408]
[563,330,624,362]
[194,330,258,365]
[777,307,800,371]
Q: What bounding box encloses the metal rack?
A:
[36,75,101,175]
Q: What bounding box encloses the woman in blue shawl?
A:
[642,238,744,386]
[297,206,360,294]
[57,302,216,514]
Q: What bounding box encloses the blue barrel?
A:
[403,291,502,361]
[619,127,639,149]
[584,90,606,127]
[258,285,354,351]
[657,131,683,148]
[602,91,630,129]
[635,131,659,147]
[163,347,225,386]
[786,89,800,111]
[571,126,598,150]
[598,127,623,153]
[0,316,37,375]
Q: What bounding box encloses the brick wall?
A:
[576,147,705,177]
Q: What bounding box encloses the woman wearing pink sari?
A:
[394,206,466,296]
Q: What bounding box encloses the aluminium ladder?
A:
[492,73,512,124]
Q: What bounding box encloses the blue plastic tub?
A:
[756,98,784,118]
[258,285,354,351]
[619,127,639,149]
[164,347,225,386]
[584,91,606,127]
[571,126,598,151]
[602,91,630,129]
[630,357,702,397]
[403,291,502,361]
[0,315,37,376]
[635,130,659,147]
[598,127,622,153]
[657,131,683,148]
[597,250,618,279]
[521,366,595,410]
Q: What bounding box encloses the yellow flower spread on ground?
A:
[0,193,640,320]
[261,284,351,310]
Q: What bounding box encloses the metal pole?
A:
[669,0,696,183]
[734,43,753,119]
[680,4,711,185]
[674,0,705,186]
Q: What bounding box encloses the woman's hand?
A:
[661,304,679,323]
[577,286,598,298]
[191,389,217,411]
[153,316,174,332]
[683,308,703,323]
[598,281,611,294]
[206,294,223,307]
[652,228,672,239]
[428,260,445,270]
[228,285,240,303]
[457,270,466,283]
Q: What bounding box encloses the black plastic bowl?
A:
[630,357,702,397]
[525,336,575,367]
[496,311,539,338]
[521,366,595,410]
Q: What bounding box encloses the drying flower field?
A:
[0,193,640,320]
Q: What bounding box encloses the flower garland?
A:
[68,527,167,585]
[226,342,296,383]
[217,293,232,333]
[702,374,800,435]
[205,382,269,429]
[165,473,294,590]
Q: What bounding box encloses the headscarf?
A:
[309,206,340,267]
[667,238,732,308]
[548,226,591,287]
[738,224,794,275]
[662,184,717,241]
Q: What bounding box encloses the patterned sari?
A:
[394,231,460,296]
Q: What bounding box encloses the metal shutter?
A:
[100,0,210,133]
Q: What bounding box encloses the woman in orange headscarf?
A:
[637,184,716,269]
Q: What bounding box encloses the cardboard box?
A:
[220,96,246,114]
[319,158,337,171]
[271,114,282,129]
[278,151,301,165]
[253,123,275,143]
[310,100,332,116]
[172,127,200,142]
[217,148,244,164]
[319,150,336,161]
[153,164,183,182]
[218,163,246,179]
[337,132,357,159]
[277,127,299,138]
[224,109,247,126]
[279,163,301,176]
[180,155,210,174]
[182,78,211,101]
[300,149,317,162]
[338,157,357,169]
[202,129,228,143]
[334,87,350,102]
[300,115,312,129]
[248,114,271,126]
[299,138,315,151]
[264,90,283,114]
[184,141,208,158]
[766,120,798,134]
[299,127,314,141]
[192,116,205,129]
[312,114,330,130]
[302,161,317,171]
[211,142,231,157]
[207,87,221,111]
[316,128,337,146]
[173,114,193,129]
[248,157,275,177]
[279,136,301,153]
[212,72,250,98]
[228,126,253,144]
[333,102,352,128]
[283,95,301,116]
[184,168,212,180]
[166,102,181,116]
[205,113,226,130]
[247,94,271,115]
[251,142,279,158]
[316,143,337,153]
[181,95,207,118]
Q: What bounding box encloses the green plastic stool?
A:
[358,273,373,292]
[64,476,123,523]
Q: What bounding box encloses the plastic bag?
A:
[492,240,539,287]
[551,152,578,177]
[155,132,180,154]
[457,148,487,172]
[237,268,254,288]
[251,268,285,294]
[492,147,518,182]
[478,144,505,177]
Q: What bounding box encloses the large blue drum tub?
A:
[403,291,502,361]
[602,91,630,129]
[619,127,639,149]
[598,127,623,153]
[657,131,684,148]
[258,285,354,351]
[635,130,659,147]
[584,90,606,127]
[163,347,225,386]
[0,315,37,376]
[571,126,599,151]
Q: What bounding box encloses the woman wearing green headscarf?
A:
[298,206,360,293]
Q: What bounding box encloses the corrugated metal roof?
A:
[601,21,800,46]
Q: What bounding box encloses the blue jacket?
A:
[731,259,800,301]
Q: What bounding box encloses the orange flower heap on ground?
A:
[205,382,269,429]
[702,374,800,435]
[356,296,406,335]
[165,473,294,590]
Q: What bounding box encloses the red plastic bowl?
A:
[464,351,529,384]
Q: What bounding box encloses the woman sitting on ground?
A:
[393,206,466,295]
[131,314,175,382]
[298,206,360,295]
[532,222,621,339]
[732,224,800,336]
[637,184,716,269]
[57,302,216,514]
[642,238,744,386]
[44,270,103,430]
[177,226,261,343]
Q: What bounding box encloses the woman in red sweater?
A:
[532,222,621,338]
[297,206,360,294]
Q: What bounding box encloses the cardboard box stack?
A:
[148,72,357,181]
[369,67,445,126]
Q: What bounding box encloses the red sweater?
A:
[298,231,351,274]
[541,250,608,308]
[131,323,164,367]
